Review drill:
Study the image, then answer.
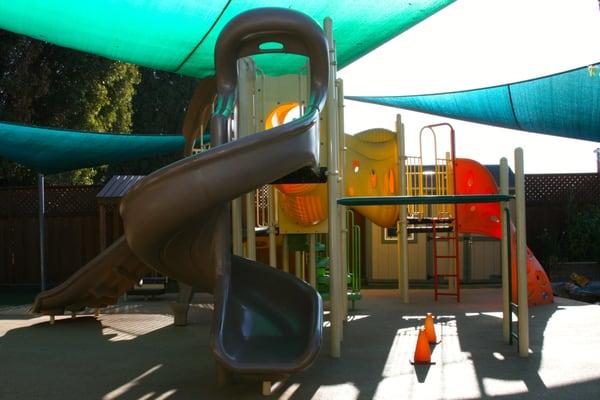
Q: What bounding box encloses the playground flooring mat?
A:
[1,288,598,400]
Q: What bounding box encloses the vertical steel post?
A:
[268,186,277,267]
[309,233,317,288]
[515,148,529,357]
[396,115,409,303]
[38,173,46,291]
[325,17,342,358]
[500,157,510,342]
[245,192,256,260]
[232,198,243,256]
[337,78,348,322]
[282,235,289,273]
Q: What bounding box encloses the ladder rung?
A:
[434,236,456,240]
[436,292,459,297]
[435,255,457,259]
[436,273,457,277]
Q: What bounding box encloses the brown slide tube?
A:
[32,8,328,378]
[123,8,329,377]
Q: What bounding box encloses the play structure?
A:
[343,124,553,306]
[0,3,567,392]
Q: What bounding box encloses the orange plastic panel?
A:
[454,158,553,305]
[276,183,327,226]
[344,129,399,228]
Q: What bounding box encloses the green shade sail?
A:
[348,64,600,142]
[0,122,185,174]
[0,0,454,78]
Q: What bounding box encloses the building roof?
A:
[97,175,145,201]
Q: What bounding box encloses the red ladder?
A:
[432,218,461,301]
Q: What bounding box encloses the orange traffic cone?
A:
[411,328,433,364]
[424,312,437,344]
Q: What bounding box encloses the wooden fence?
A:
[525,173,600,260]
[1,172,599,287]
[0,185,121,287]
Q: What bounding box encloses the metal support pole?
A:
[515,148,529,357]
[232,197,243,256]
[309,234,317,288]
[500,157,510,343]
[282,235,289,273]
[99,204,107,251]
[268,186,277,267]
[325,17,342,358]
[294,251,303,280]
[396,115,409,303]
[245,192,256,260]
[38,173,46,291]
[337,79,348,321]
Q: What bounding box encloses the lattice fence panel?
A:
[0,185,101,217]
[525,173,600,204]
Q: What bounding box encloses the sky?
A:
[338,0,600,173]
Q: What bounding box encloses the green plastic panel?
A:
[0,0,454,78]
[337,194,514,206]
[0,122,185,174]
[348,64,600,142]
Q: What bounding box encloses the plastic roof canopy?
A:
[0,122,185,174]
[0,0,455,78]
[347,65,600,142]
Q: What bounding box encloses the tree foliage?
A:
[0,29,140,185]
[565,205,600,262]
[0,29,198,187]
[132,68,197,134]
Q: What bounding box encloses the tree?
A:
[0,29,140,186]
[132,68,197,134]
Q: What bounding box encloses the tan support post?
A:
[515,148,529,357]
[282,235,289,273]
[294,251,303,280]
[268,186,277,267]
[309,234,317,288]
[325,16,342,358]
[397,114,409,303]
[232,197,243,256]
[337,79,348,321]
[262,381,272,396]
[246,192,256,261]
[500,157,510,342]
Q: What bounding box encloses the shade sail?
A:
[0,122,185,174]
[347,64,600,142]
[0,0,454,78]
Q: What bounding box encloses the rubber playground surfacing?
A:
[0,288,598,400]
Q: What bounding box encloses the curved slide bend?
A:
[33,9,327,377]
[32,237,151,314]
[124,9,327,376]
[454,158,553,306]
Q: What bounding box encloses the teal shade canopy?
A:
[0,122,185,174]
[0,1,454,78]
[0,2,455,173]
[347,64,600,142]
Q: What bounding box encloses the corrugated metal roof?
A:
[97,175,145,199]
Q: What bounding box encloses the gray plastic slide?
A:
[32,236,150,314]
[34,8,328,377]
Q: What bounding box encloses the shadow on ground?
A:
[1,289,598,400]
